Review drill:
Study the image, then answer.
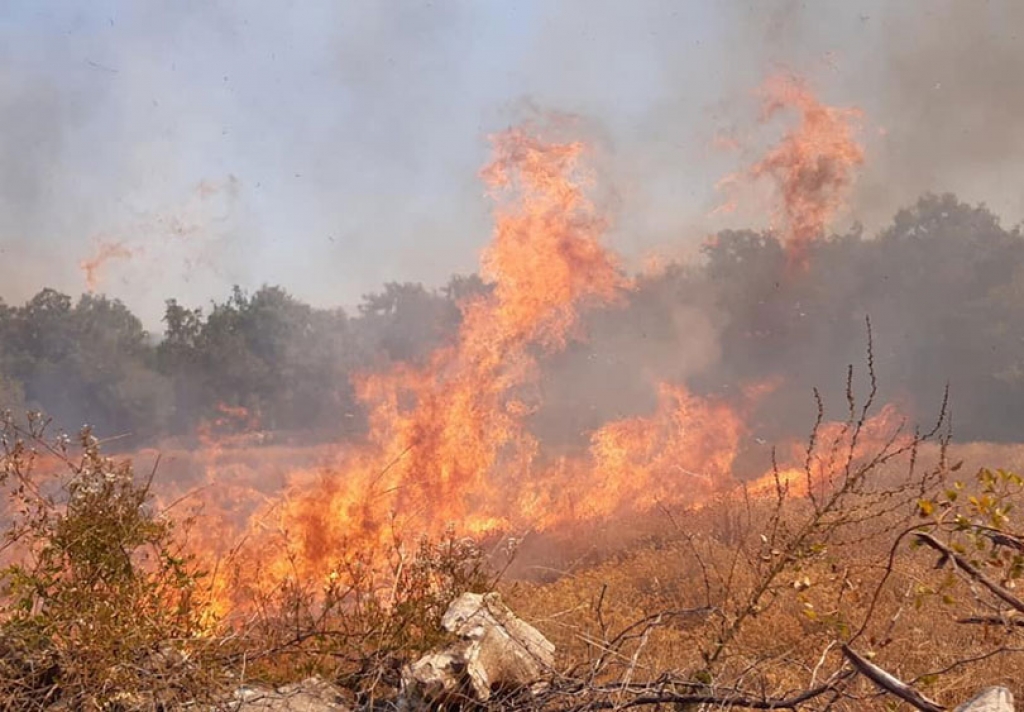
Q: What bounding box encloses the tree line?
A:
[1,193,1021,448]
[0,277,478,444]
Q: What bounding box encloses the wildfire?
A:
[716,74,864,266]
[226,125,629,588]
[79,240,136,291]
[151,80,895,616]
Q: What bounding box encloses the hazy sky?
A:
[2,1,1022,328]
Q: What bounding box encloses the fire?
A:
[79,240,135,291]
[523,384,746,526]
[715,74,864,266]
[224,126,629,589]
[196,403,263,449]
[746,403,909,499]
[141,79,896,617]
[752,74,864,264]
[2,79,905,627]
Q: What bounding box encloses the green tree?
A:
[159,285,362,435]
[0,290,171,441]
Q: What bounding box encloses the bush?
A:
[0,412,511,709]
[0,414,217,710]
[227,525,502,702]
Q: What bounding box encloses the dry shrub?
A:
[0,413,507,710]
[0,411,516,708]
[209,525,506,706]
[0,413,220,711]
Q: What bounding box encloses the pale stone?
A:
[227,677,351,712]
[399,592,554,710]
[954,686,1015,712]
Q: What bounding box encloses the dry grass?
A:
[500,439,1024,709]
[7,389,1024,711]
[507,502,1024,708]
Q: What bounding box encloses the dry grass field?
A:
[5,406,1024,710]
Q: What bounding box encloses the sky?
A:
[1,1,1023,328]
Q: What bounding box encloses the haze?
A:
[1,1,1022,328]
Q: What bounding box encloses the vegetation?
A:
[0,414,213,709]
[4,344,1024,709]
[0,279,478,446]
[4,192,1024,708]
[4,194,1024,450]
[0,414,502,709]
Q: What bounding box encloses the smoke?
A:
[0,76,81,242]
[0,43,102,301]
[532,274,722,451]
[854,2,1024,225]
[7,2,1024,316]
[5,1,1024,446]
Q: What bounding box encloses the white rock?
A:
[955,686,1015,712]
[226,676,351,712]
[400,592,554,709]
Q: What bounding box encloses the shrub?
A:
[0,413,218,710]
[227,525,502,703]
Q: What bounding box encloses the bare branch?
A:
[552,669,854,711]
[841,644,944,712]
[914,532,1024,616]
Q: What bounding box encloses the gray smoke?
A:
[855,2,1024,226]
[4,1,1024,449]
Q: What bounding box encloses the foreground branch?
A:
[841,644,944,712]
[539,670,854,712]
[915,532,1024,616]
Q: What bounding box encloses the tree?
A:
[158,285,362,435]
[354,281,461,365]
[0,291,171,441]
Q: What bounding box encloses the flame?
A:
[752,74,864,264]
[219,126,629,589]
[714,75,864,266]
[196,404,263,449]
[746,402,909,499]
[523,383,746,527]
[79,240,135,291]
[129,82,891,617]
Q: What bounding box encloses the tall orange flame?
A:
[752,74,864,265]
[232,126,629,587]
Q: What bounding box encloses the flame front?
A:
[521,383,747,527]
[152,82,901,614]
[235,126,629,587]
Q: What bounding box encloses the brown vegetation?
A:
[3,344,1024,711]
